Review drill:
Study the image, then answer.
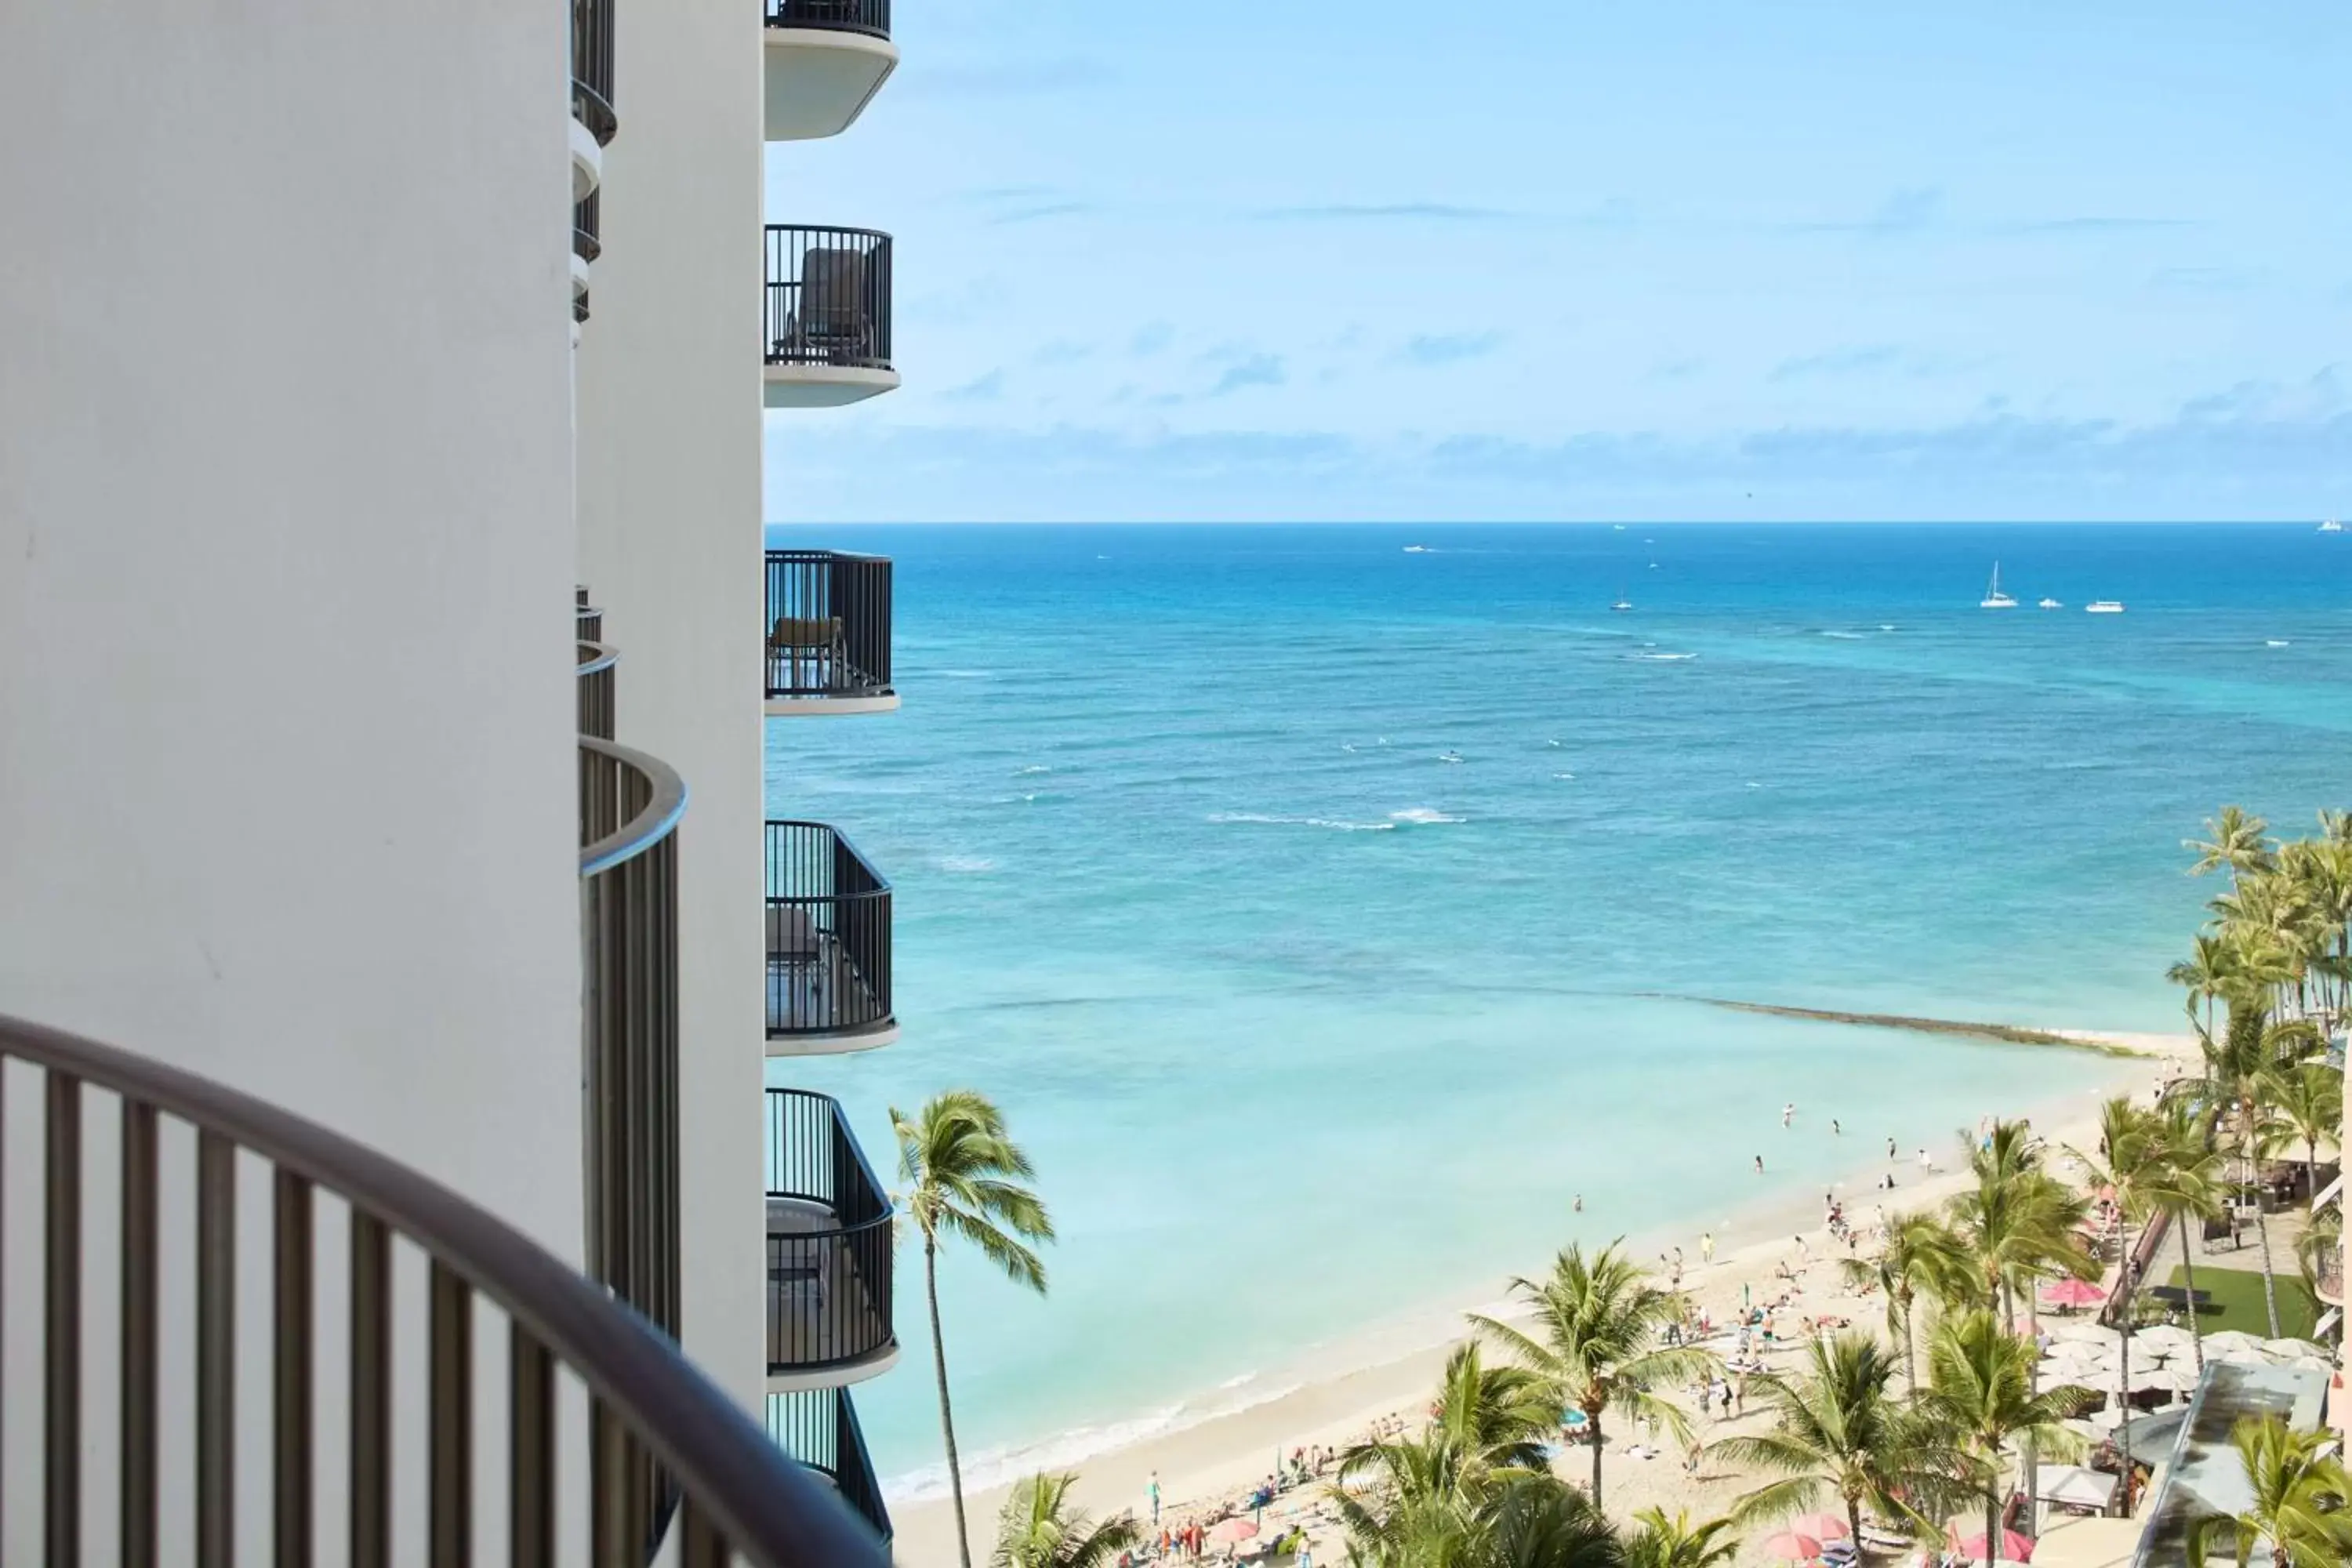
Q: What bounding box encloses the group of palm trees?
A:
[902,806,2348,1568]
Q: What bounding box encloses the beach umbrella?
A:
[1951,1528,2034,1563]
[1207,1519,1260,1547]
[2134,1325,2194,1353]
[2049,1321,2122,1346]
[1791,1515,1851,1541]
[2205,1330,2269,1356]
[2085,1406,2129,1433]
[2041,1278,2107,1308]
[2267,1337,2331,1360]
[1759,1532,1823,1563]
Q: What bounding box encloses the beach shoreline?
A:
[883,1025,2196,1566]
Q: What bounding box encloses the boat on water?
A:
[1980,564,2018,609]
[2322,518,2343,533]
[2085,600,2125,614]
[2038,597,2064,610]
[1610,587,1634,612]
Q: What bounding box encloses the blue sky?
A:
[762,0,2351,521]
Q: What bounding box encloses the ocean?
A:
[759,521,2352,1501]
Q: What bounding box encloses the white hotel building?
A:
[0,0,905,1560]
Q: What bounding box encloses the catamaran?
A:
[2322,518,2343,533]
[1980,564,2018,609]
[1610,587,1634,612]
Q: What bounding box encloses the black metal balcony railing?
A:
[581,739,686,1353]
[572,0,619,146]
[768,1389,894,1545]
[0,1011,888,1568]
[764,0,891,38]
[765,821,892,1042]
[579,641,617,740]
[577,587,603,643]
[575,191,603,265]
[766,1088,895,1373]
[764,227,893,372]
[766,550,894,702]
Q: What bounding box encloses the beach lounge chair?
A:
[770,613,848,693]
[775,246,877,365]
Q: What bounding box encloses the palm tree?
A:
[2169,932,2238,1036]
[1619,1508,1740,1568]
[1837,1213,1971,1391]
[2187,806,2275,881]
[1918,1311,2094,1568]
[2143,1100,2227,1376]
[2187,1417,2352,1568]
[1710,1332,1975,1546]
[894,1091,1057,1568]
[989,1473,1141,1568]
[1334,1345,1562,1566]
[1479,1480,1628,1568]
[1472,1243,1717,1511]
[2294,1203,2340,1313]
[2263,1060,2343,1210]
[2184,1007,2322,1336]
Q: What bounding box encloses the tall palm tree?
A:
[2169,932,2238,1036]
[1710,1332,1975,1546]
[2184,1007,2322,1336]
[2187,806,2275,882]
[1479,1479,1629,1568]
[1918,1311,2093,1568]
[1620,1508,1740,1568]
[1837,1213,1972,1391]
[2263,1060,2343,1210]
[894,1091,1057,1568]
[2143,1100,2227,1376]
[1334,1345,1563,1566]
[989,1473,1141,1568]
[2187,1417,2352,1568]
[1472,1243,1716,1511]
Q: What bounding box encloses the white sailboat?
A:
[1980,564,2018,609]
[2085,600,2125,614]
[2321,518,2343,533]
[1610,586,1634,612]
[2038,597,2064,610]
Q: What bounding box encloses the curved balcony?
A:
[769,1388,893,1545]
[0,1011,890,1566]
[576,587,603,643]
[765,550,896,715]
[572,191,600,324]
[764,821,895,1054]
[578,640,617,739]
[764,0,897,142]
[765,1089,896,1388]
[571,0,618,199]
[581,739,688,1343]
[764,227,897,408]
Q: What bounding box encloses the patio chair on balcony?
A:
[774,247,877,366]
[771,612,847,693]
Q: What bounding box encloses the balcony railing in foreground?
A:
[579,640,618,740]
[581,738,686,1345]
[764,820,893,1047]
[769,1388,894,1545]
[577,587,604,643]
[0,1011,887,1567]
[765,550,894,708]
[764,0,890,38]
[764,227,893,373]
[766,1088,895,1377]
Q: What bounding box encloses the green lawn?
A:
[2158,1264,2321,1340]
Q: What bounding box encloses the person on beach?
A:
[1782,1102,1795,1127]
[1573,1193,1583,1213]
[1886,1136,1897,1160]
[1831,1117,1841,1135]
[1700,1230,1715,1263]
[1917,1147,1934,1171]
[1754,1154,1764,1174]
[1149,1472,1161,1526]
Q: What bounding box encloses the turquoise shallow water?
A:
[760,521,2352,1499]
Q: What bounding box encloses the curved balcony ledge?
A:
[765,550,895,715]
[764,820,894,1055]
[764,227,894,408]
[570,117,603,202]
[577,640,617,740]
[765,1090,897,1388]
[763,0,898,143]
[768,1388,895,1545]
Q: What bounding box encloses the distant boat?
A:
[2322,518,2343,534]
[1610,587,1634,612]
[1980,564,2018,609]
[2085,601,2125,614]
[1403,544,1432,553]
[2038,597,2064,610]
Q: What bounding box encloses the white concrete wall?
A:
[574,0,770,1417]
[0,2,581,1557]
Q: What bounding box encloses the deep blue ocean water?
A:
[760,521,2352,1498]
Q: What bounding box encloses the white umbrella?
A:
[2278,1354,2335,1374]
[2085,1406,2129,1432]
[2205,1330,2270,1356]
[2125,1366,2178,1394]
[2049,1320,2122,1344]
[2267,1337,2331,1359]
[2210,1348,2274,1369]
[2133,1325,2196,1355]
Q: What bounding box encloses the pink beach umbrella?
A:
[1791,1514,1851,1541]
[1759,1532,1824,1563]
[1951,1527,2034,1563]
[1207,1519,1260,1547]
[2041,1279,2107,1308]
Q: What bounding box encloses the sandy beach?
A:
[887,1026,2199,1566]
